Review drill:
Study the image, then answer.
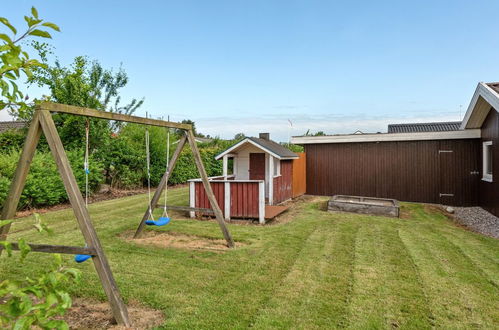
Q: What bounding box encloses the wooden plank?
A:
[1,112,42,244]
[189,181,195,218]
[155,205,215,214]
[259,181,265,224]
[224,181,231,220]
[134,135,187,238]
[10,243,97,255]
[268,156,274,205]
[38,110,130,327]
[38,102,191,130]
[186,130,235,248]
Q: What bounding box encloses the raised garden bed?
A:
[328,195,400,217]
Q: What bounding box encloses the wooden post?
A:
[189,181,196,218]
[134,135,187,238]
[37,110,131,327]
[186,130,235,248]
[259,181,266,224]
[224,181,231,221]
[0,112,42,243]
[268,156,274,206]
[222,155,228,180]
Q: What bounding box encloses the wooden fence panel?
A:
[231,182,259,218]
[194,181,260,218]
[194,182,225,216]
[292,152,306,198]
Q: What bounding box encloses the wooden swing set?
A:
[0,102,234,327]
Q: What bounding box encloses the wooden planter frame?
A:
[0,102,234,327]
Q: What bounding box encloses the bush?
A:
[0,149,103,209]
[0,130,26,152]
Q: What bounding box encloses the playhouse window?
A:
[273,159,280,177]
[483,141,493,182]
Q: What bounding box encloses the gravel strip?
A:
[452,207,499,239]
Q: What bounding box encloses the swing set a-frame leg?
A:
[0,112,42,241]
[1,110,131,327]
[186,130,235,248]
[133,129,235,248]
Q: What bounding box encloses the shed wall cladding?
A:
[305,139,480,206]
[273,160,293,204]
[479,108,499,216]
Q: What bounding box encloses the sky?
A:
[2,0,499,141]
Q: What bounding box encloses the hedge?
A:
[0,149,103,209]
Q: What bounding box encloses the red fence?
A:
[193,181,225,214]
[230,182,260,218]
[190,177,265,223]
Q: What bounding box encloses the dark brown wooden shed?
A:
[292,82,499,217]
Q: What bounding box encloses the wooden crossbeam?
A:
[10,243,97,255]
[38,102,191,130]
[155,205,215,214]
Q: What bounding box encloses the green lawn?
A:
[1,187,498,329]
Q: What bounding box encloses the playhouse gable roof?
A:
[216,136,298,160]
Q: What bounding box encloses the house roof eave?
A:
[461,82,499,129]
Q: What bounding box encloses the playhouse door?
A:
[249,153,266,180]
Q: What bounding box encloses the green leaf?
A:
[42,319,69,330]
[13,315,34,330]
[0,219,13,228]
[0,33,13,44]
[28,29,52,39]
[0,241,12,257]
[0,17,17,34]
[42,22,60,32]
[17,238,31,261]
[31,7,39,19]
[62,267,82,282]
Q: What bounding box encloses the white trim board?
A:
[215,138,297,160]
[461,82,499,129]
[291,129,481,144]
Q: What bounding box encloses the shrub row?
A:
[0,144,224,209]
[0,149,103,209]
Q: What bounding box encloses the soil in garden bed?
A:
[61,298,164,329]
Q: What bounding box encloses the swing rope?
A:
[75,119,92,263]
[162,117,170,218]
[145,116,171,227]
[84,119,90,207]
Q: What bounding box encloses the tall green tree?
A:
[28,55,144,149]
[0,7,59,116]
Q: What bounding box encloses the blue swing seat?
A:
[145,216,171,226]
[74,254,92,263]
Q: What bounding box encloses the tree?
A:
[0,7,60,117]
[233,133,245,141]
[27,55,144,149]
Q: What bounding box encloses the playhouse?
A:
[188,133,306,223]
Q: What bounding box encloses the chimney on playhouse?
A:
[259,133,270,140]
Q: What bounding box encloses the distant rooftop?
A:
[387,121,462,133]
[0,121,26,133]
